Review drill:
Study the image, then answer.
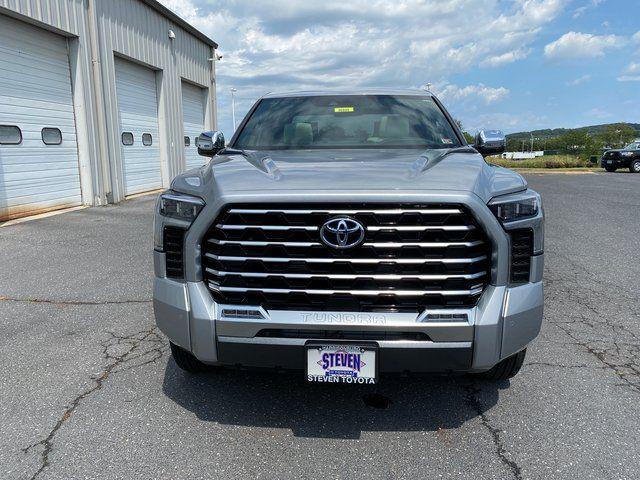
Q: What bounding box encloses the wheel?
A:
[604,166,616,172]
[630,160,640,173]
[170,342,207,373]
[474,349,526,381]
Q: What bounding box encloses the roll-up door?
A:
[181,81,207,170]
[0,15,81,221]
[114,57,161,196]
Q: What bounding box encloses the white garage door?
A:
[114,57,162,196]
[0,15,81,221]
[181,81,207,170]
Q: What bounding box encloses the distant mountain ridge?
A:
[506,123,640,141]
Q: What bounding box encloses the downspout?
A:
[87,0,113,204]
[210,47,218,130]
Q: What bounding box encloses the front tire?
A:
[474,349,526,381]
[170,342,207,373]
[630,160,640,173]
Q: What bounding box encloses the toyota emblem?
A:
[320,217,365,249]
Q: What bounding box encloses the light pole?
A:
[230,88,237,131]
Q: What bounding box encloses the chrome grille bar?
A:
[208,238,484,248]
[367,225,474,231]
[228,208,462,215]
[205,253,488,264]
[365,240,484,248]
[217,224,318,231]
[206,268,486,281]
[217,224,473,232]
[208,284,484,297]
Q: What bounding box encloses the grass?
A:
[487,154,595,169]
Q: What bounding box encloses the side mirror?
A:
[196,130,225,157]
[474,129,506,157]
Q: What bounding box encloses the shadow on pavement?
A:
[162,360,505,439]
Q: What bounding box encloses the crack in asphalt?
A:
[523,361,591,369]
[0,295,151,306]
[464,384,523,480]
[21,327,166,480]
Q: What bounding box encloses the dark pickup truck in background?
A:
[601,140,640,173]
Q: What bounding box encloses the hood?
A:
[604,148,629,154]
[171,148,526,203]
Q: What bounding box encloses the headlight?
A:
[621,151,634,157]
[157,192,204,222]
[488,190,540,224]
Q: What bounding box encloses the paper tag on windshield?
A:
[441,137,453,144]
[334,106,354,113]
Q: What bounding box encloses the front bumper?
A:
[601,156,627,168]
[153,253,544,373]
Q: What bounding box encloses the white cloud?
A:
[617,62,640,82]
[633,31,640,43]
[572,0,605,18]
[623,62,640,74]
[437,83,510,104]
[544,31,625,59]
[480,49,530,68]
[566,74,592,86]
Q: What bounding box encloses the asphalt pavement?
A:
[1,171,639,480]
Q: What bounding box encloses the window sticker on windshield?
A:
[441,137,453,144]
[334,106,354,113]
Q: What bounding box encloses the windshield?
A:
[624,142,640,150]
[233,95,462,150]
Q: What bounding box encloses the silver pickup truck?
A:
[153,89,544,385]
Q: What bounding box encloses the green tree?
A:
[598,123,636,148]
[454,118,476,144]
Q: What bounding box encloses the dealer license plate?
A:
[306,344,377,384]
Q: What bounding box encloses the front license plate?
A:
[607,160,613,164]
[306,344,377,384]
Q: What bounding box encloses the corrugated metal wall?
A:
[0,0,216,208]
[96,0,215,200]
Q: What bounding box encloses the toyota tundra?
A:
[153,89,544,384]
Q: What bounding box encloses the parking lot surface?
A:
[1,171,639,480]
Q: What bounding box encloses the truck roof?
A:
[262,88,434,98]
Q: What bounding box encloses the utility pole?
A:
[231,87,237,131]
[530,134,534,152]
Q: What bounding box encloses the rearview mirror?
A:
[196,130,225,157]
[474,129,506,157]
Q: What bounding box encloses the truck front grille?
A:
[202,203,491,312]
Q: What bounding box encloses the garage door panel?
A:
[1,180,80,200]
[0,15,81,221]
[1,189,82,209]
[2,166,81,181]
[0,93,73,107]
[115,57,162,196]
[181,81,206,170]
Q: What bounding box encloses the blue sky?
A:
[161,0,640,136]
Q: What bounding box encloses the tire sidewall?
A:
[632,160,640,173]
